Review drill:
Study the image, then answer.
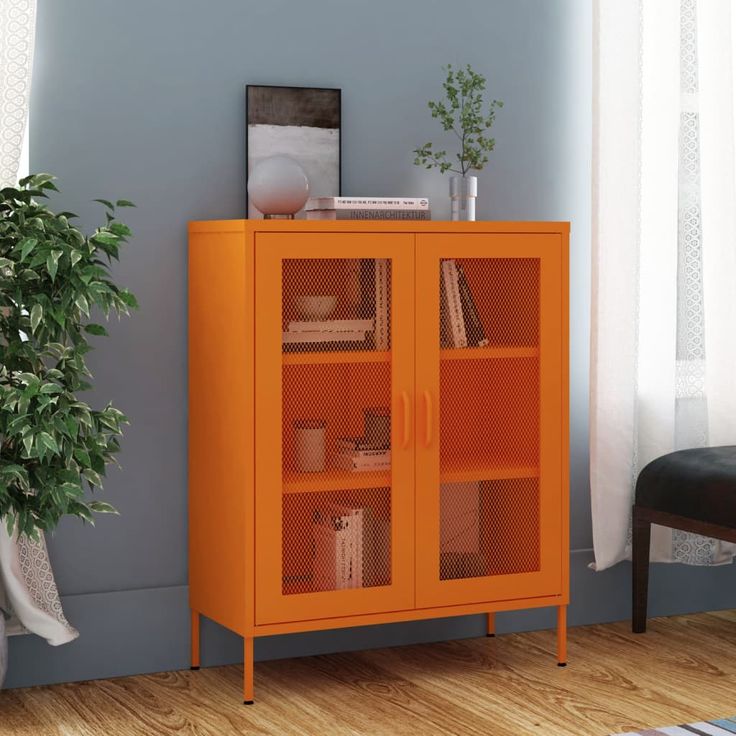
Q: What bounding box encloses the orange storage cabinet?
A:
[188,220,570,703]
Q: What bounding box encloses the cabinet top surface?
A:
[188,219,570,235]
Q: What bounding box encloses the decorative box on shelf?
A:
[188,219,570,704]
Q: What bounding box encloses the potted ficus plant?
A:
[0,174,137,684]
[413,64,503,221]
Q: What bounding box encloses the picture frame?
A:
[246,84,342,218]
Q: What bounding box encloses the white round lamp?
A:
[247,155,310,218]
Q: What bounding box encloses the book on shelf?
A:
[282,340,369,353]
[353,257,389,350]
[282,330,368,345]
[287,318,374,334]
[456,262,489,347]
[312,504,390,590]
[358,259,375,319]
[312,504,364,590]
[334,449,391,472]
[439,268,454,349]
[374,258,390,350]
[311,516,338,591]
[440,259,489,348]
[306,209,431,221]
[306,197,429,211]
[440,260,468,348]
[336,436,389,452]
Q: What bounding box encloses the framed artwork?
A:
[246,85,341,218]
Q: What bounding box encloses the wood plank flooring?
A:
[2,610,736,736]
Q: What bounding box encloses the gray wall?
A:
[7,0,735,689]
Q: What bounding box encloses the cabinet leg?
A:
[557,605,567,667]
[190,610,200,670]
[243,637,254,705]
[486,612,495,637]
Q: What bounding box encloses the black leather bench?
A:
[632,445,736,633]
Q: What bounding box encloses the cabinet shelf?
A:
[440,346,539,361]
[440,462,539,484]
[283,350,391,366]
[283,468,392,493]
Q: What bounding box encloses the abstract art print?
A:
[246,85,341,218]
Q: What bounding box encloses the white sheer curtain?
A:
[0,0,77,651]
[591,0,736,570]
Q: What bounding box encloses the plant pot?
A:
[450,175,477,221]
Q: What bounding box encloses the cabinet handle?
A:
[423,390,433,447]
[400,391,411,449]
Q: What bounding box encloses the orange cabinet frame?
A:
[188,220,570,704]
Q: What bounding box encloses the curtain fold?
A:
[0,0,77,645]
[0,0,35,186]
[0,526,77,645]
[591,0,736,570]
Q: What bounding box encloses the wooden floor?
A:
[2,610,736,735]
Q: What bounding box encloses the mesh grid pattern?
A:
[282,258,392,353]
[282,489,392,594]
[440,357,539,474]
[439,257,541,581]
[281,256,394,595]
[440,479,540,580]
[282,362,391,478]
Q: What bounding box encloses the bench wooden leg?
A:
[632,506,651,634]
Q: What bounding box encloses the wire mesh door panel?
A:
[415,235,564,608]
[255,233,414,625]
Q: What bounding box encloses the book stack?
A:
[312,504,391,590]
[306,197,431,221]
[283,258,390,352]
[282,317,375,351]
[440,259,489,348]
[334,437,391,472]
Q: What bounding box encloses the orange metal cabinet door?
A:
[255,232,415,625]
[414,233,565,608]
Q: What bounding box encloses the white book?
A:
[351,508,364,589]
[336,436,382,452]
[287,318,374,333]
[322,508,349,591]
[441,260,468,348]
[324,504,364,589]
[336,520,351,589]
[333,453,391,472]
[374,258,389,350]
[282,330,367,344]
[439,268,453,348]
[337,448,391,459]
[306,196,429,211]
